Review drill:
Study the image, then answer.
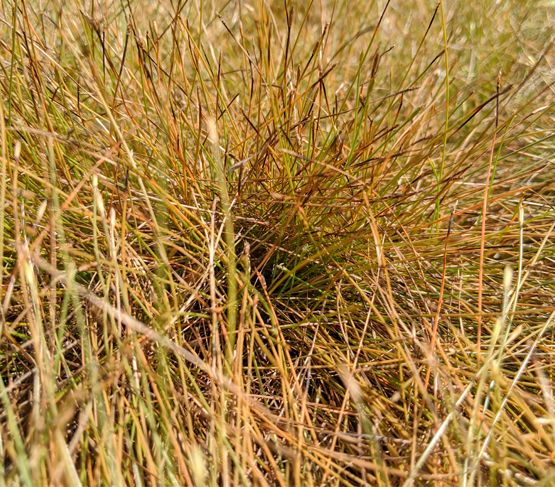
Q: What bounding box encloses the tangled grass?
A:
[1,0,555,485]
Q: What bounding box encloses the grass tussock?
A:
[1,0,555,485]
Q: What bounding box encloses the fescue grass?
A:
[1,0,555,485]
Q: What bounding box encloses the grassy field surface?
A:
[1,0,555,485]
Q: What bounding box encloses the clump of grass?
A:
[1,0,555,485]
